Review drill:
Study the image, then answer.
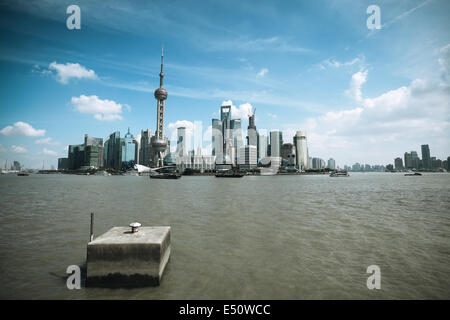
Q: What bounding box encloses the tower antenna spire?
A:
[160,44,164,87]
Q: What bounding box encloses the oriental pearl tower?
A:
[152,47,168,167]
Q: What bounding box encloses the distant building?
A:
[13,161,21,171]
[121,128,138,170]
[238,145,257,170]
[84,134,104,168]
[259,156,282,175]
[269,130,283,157]
[231,119,243,163]
[312,157,325,169]
[176,155,215,172]
[386,164,394,171]
[293,131,308,170]
[394,157,403,170]
[58,158,69,170]
[212,119,223,164]
[139,129,153,166]
[104,131,122,170]
[421,144,431,170]
[257,133,268,161]
[327,158,336,170]
[410,151,420,170]
[280,143,296,166]
[176,127,187,157]
[404,152,412,169]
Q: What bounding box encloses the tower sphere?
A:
[152,138,167,152]
[154,87,168,100]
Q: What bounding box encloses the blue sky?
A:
[0,0,449,169]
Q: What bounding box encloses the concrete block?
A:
[86,226,171,287]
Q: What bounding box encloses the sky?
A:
[0,0,449,169]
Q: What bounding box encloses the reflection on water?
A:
[0,172,449,299]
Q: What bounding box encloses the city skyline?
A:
[1,0,449,168]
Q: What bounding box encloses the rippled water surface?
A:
[0,172,449,299]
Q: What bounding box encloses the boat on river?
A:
[329,170,349,177]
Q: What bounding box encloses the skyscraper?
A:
[139,129,153,166]
[270,130,282,157]
[327,158,336,170]
[293,131,308,170]
[404,152,412,169]
[121,128,138,170]
[394,157,403,170]
[176,127,187,157]
[258,132,268,161]
[411,151,420,170]
[151,47,169,167]
[193,120,203,156]
[247,109,258,148]
[231,119,243,163]
[421,144,431,170]
[212,118,223,164]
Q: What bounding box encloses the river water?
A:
[0,172,449,299]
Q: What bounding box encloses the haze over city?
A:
[0,0,449,169]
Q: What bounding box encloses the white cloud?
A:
[439,43,450,81]
[267,112,277,119]
[42,148,58,156]
[232,103,253,119]
[11,145,27,153]
[345,69,368,102]
[299,73,450,165]
[71,95,124,121]
[49,62,98,84]
[35,137,60,146]
[209,36,314,54]
[0,144,7,153]
[318,55,365,69]
[0,122,45,137]
[257,68,268,77]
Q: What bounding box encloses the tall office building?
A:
[138,129,153,166]
[84,134,103,168]
[411,151,420,170]
[68,134,103,170]
[212,119,223,164]
[404,152,412,169]
[231,119,243,163]
[258,132,268,161]
[270,130,282,157]
[193,120,203,156]
[394,157,403,170]
[247,109,258,148]
[312,157,324,169]
[212,101,243,166]
[58,158,69,170]
[421,144,431,170]
[293,131,308,170]
[176,127,187,157]
[104,131,122,170]
[327,158,336,170]
[121,128,138,170]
